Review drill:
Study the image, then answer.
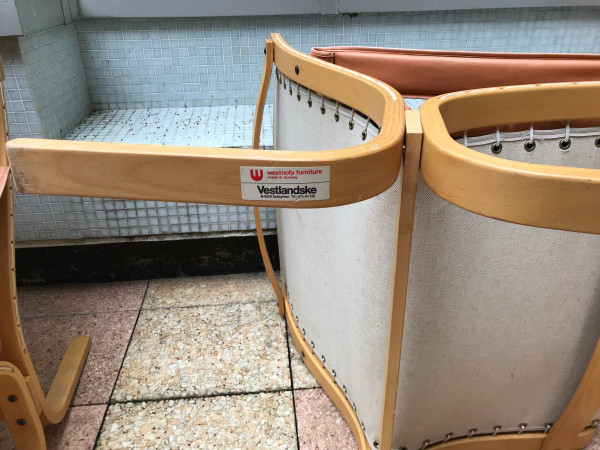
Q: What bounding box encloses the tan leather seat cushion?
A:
[310,46,600,98]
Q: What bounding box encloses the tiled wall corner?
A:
[76,7,600,111]
[19,24,92,139]
[0,38,42,138]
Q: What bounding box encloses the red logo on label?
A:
[250,169,263,181]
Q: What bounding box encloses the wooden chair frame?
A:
[377,85,600,450]
[4,36,599,450]
[0,58,91,450]
[2,34,404,450]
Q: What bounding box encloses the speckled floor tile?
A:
[18,281,147,318]
[144,272,276,309]
[22,311,138,405]
[97,392,296,449]
[0,404,106,450]
[295,388,357,450]
[587,428,600,449]
[288,335,319,390]
[112,301,290,401]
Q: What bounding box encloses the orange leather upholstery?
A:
[310,46,600,99]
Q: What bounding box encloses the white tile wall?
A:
[3,7,600,242]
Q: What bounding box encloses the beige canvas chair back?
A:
[276,49,600,450]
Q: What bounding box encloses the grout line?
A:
[71,402,109,408]
[108,387,296,406]
[141,296,276,312]
[92,279,150,449]
[285,320,302,450]
[291,385,322,392]
[20,307,144,321]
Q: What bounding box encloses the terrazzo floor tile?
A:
[18,280,147,318]
[295,388,357,450]
[112,301,290,401]
[144,272,275,309]
[97,392,296,449]
[588,429,600,449]
[22,311,138,405]
[0,404,106,450]
[288,335,319,390]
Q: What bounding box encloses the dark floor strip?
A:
[17,234,280,285]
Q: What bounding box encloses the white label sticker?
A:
[240,166,330,201]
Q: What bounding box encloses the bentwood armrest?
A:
[419,82,600,234]
[6,34,405,209]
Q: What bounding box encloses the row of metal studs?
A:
[288,299,370,444]
[463,122,600,155]
[413,420,600,450]
[291,292,599,450]
[276,69,374,141]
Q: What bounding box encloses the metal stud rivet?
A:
[297,93,301,101]
[349,121,354,130]
[491,143,502,154]
[361,130,367,140]
[524,140,536,152]
[334,112,340,122]
[295,65,299,75]
[320,105,326,115]
[559,138,571,150]
[595,137,600,148]
[8,395,17,402]
[373,441,380,448]
[308,99,312,107]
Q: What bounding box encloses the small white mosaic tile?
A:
[66,104,273,148]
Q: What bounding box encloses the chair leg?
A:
[41,336,91,425]
[0,361,46,450]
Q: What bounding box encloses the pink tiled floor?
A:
[295,389,357,450]
[0,274,598,449]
